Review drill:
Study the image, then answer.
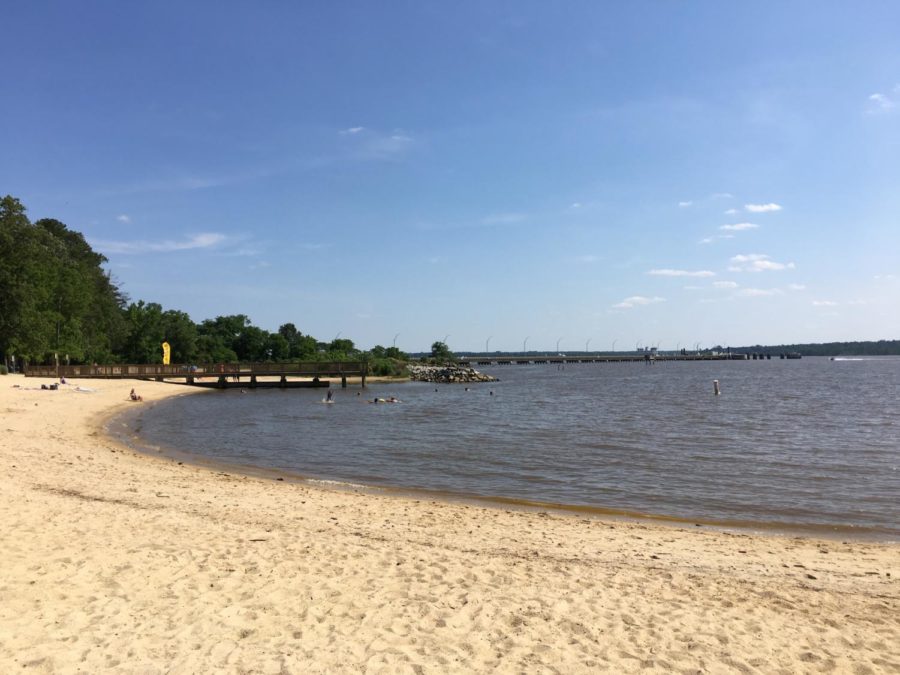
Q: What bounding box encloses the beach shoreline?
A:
[1,373,897,673]
[111,400,896,544]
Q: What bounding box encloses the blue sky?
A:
[3,2,899,352]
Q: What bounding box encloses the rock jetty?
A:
[408,364,498,384]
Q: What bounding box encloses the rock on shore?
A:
[408,363,498,383]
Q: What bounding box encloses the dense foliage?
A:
[0,195,408,374]
[723,341,900,357]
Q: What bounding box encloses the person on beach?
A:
[129,388,142,402]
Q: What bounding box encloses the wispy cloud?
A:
[867,85,900,113]
[719,222,758,232]
[713,280,739,289]
[116,214,131,224]
[745,203,782,213]
[679,192,732,208]
[576,254,599,264]
[648,268,715,278]
[612,295,665,309]
[92,232,228,254]
[728,253,795,272]
[738,287,783,297]
[724,208,739,215]
[812,300,838,306]
[340,127,416,160]
[787,283,807,291]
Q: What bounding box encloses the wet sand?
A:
[1,374,897,673]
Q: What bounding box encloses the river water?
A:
[117,357,899,539]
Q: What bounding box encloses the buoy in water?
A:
[713,379,721,396]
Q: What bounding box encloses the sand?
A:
[1,373,897,674]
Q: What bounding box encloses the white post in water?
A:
[713,379,721,396]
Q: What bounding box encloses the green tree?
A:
[235,325,269,361]
[431,341,452,361]
[266,332,290,361]
[122,301,166,363]
[161,309,198,363]
[0,197,54,362]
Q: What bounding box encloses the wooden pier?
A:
[24,361,368,389]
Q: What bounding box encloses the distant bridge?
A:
[24,361,368,388]
[456,353,790,366]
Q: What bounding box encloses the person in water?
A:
[326,389,334,402]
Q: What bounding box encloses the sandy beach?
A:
[1,374,897,674]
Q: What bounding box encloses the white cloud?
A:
[713,281,739,289]
[812,300,838,306]
[868,86,900,113]
[612,296,665,309]
[710,192,733,199]
[724,208,739,215]
[738,288,783,297]
[699,237,715,245]
[719,222,759,232]
[648,268,716,278]
[93,232,227,254]
[787,283,807,291]
[678,200,693,207]
[116,214,131,224]
[744,203,782,213]
[364,133,414,159]
[728,253,795,272]
[341,127,416,160]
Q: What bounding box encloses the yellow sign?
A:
[162,341,171,365]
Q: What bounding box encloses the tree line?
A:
[0,195,408,373]
[724,340,900,357]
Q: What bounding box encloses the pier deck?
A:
[24,361,368,388]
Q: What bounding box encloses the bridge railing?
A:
[24,361,368,379]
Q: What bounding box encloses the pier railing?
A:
[24,361,368,380]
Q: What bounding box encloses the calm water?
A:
[119,357,900,538]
